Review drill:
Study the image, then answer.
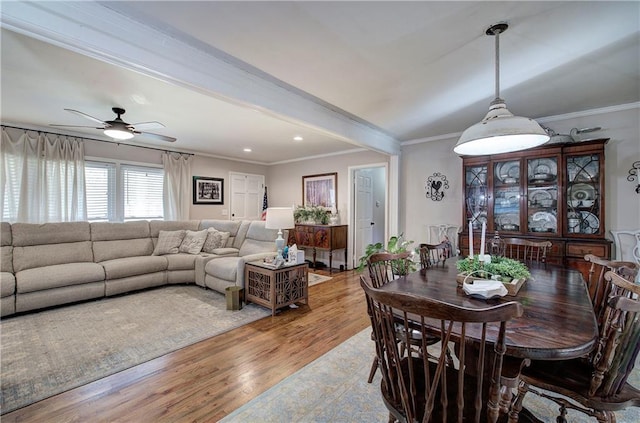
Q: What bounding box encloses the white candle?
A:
[479,221,486,259]
[469,219,474,258]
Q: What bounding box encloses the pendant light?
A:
[454,23,549,156]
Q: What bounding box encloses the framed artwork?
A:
[302,172,337,209]
[193,176,224,205]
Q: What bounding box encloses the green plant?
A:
[293,205,330,224]
[456,256,531,281]
[356,233,416,274]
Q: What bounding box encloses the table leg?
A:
[329,250,333,274]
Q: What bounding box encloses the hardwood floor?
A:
[3,269,369,423]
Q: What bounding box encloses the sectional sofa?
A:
[0,219,281,317]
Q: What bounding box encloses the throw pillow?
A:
[152,230,186,255]
[202,228,231,253]
[179,229,208,254]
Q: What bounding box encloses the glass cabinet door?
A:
[493,160,522,233]
[566,154,601,235]
[526,157,559,234]
[464,164,488,231]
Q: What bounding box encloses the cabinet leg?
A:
[329,251,333,274]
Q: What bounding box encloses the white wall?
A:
[83,139,268,221]
[399,105,640,252]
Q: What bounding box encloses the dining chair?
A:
[584,254,639,332]
[366,252,415,383]
[502,238,552,263]
[418,241,449,272]
[367,251,412,287]
[361,276,523,423]
[510,270,640,423]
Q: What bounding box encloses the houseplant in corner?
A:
[456,255,531,296]
[356,234,417,275]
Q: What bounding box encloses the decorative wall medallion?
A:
[425,172,449,201]
[627,161,640,194]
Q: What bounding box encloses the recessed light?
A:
[293,135,303,141]
[243,148,252,152]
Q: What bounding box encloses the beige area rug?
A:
[0,285,270,414]
[308,273,332,287]
[222,329,640,422]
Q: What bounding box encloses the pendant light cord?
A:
[494,29,501,101]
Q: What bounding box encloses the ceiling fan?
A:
[51,107,176,142]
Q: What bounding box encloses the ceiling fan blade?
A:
[131,121,165,131]
[50,124,105,129]
[64,109,106,124]
[138,131,177,143]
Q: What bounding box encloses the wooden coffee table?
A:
[244,261,309,316]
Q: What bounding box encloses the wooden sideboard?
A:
[289,224,348,273]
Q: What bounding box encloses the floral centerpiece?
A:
[456,255,531,295]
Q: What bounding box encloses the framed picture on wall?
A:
[302,172,337,209]
[193,176,224,205]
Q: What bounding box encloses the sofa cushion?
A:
[11,222,90,246]
[90,221,150,241]
[100,256,168,280]
[152,230,185,255]
[1,222,11,246]
[238,221,279,257]
[1,245,13,273]
[93,238,154,262]
[199,220,243,247]
[202,228,231,253]
[179,229,208,254]
[13,241,94,272]
[165,253,197,271]
[16,262,105,293]
[0,272,16,297]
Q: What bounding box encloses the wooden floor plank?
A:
[3,269,368,423]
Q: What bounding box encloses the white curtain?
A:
[1,128,86,223]
[162,152,193,221]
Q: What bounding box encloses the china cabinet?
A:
[458,139,610,278]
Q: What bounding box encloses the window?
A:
[85,160,164,222]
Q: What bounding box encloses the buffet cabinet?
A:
[288,224,347,273]
[458,139,611,278]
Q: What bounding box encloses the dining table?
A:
[378,257,599,422]
[380,258,598,360]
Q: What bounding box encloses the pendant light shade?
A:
[454,23,549,156]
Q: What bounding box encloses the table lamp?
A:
[265,207,294,260]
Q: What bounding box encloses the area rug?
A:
[0,285,270,414]
[308,273,332,287]
[221,329,640,422]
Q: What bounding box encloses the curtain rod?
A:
[1,124,194,156]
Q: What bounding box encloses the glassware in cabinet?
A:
[526,156,559,234]
[493,160,521,232]
[566,153,601,235]
[464,164,488,231]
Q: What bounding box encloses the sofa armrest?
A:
[194,255,219,287]
[234,252,278,287]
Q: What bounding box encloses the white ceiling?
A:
[1,1,638,164]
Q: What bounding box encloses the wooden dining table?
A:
[379,258,599,361]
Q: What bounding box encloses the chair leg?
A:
[595,410,616,423]
[508,381,528,423]
[368,355,378,383]
[556,405,567,423]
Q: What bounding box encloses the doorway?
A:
[349,164,387,269]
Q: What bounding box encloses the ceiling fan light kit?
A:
[51,107,177,143]
[454,22,549,156]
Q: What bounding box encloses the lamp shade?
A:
[265,207,294,230]
[454,101,549,155]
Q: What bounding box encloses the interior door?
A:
[230,172,264,220]
[355,170,374,264]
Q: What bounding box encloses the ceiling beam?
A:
[0,1,400,156]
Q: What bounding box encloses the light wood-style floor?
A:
[3,269,368,423]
